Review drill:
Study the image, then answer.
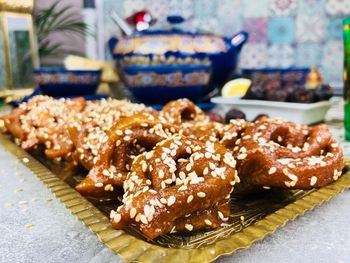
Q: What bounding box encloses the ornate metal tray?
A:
[1,134,349,263]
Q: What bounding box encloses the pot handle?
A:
[108,37,119,55]
[229,31,249,49]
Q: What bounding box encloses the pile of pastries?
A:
[0,96,344,240]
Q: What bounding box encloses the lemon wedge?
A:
[221,78,251,97]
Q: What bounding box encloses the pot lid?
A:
[113,16,228,56]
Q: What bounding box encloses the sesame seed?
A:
[209,162,216,170]
[165,178,173,184]
[15,188,23,193]
[22,157,29,163]
[197,192,206,198]
[158,170,165,179]
[145,152,153,160]
[113,213,121,223]
[204,219,212,226]
[4,202,12,208]
[167,196,176,206]
[160,198,167,204]
[124,129,133,135]
[135,213,141,222]
[310,176,317,186]
[95,182,103,187]
[130,208,137,218]
[116,140,121,146]
[187,195,194,203]
[24,223,33,229]
[203,167,209,175]
[124,136,130,141]
[268,167,277,174]
[218,211,224,220]
[237,153,247,160]
[185,224,193,231]
[140,215,148,224]
[102,169,110,176]
[205,152,212,159]
[142,162,147,172]
[179,185,187,191]
[115,130,123,136]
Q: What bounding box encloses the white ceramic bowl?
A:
[211,96,334,124]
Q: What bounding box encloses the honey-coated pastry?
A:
[233,118,344,190]
[110,135,239,239]
[75,113,180,196]
[1,96,346,240]
[160,98,208,125]
[1,96,86,160]
[67,98,155,169]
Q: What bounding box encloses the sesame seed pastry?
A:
[1,96,86,160]
[75,113,182,197]
[159,98,208,125]
[67,99,155,170]
[110,135,239,239]
[1,95,346,240]
[233,118,344,191]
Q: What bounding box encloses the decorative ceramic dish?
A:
[33,68,102,97]
[109,16,248,104]
[211,96,334,124]
[1,133,349,262]
[122,64,212,103]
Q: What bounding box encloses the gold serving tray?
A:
[1,133,350,263]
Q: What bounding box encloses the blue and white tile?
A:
[239,43,268,69]
[270,0,297,16]
[267,44,295,68]
[146,0,169,21]
[193,0,218,19]
[327,16,345,40]
[321,40,343,84]
[242,0,269,18]
[297,0,326,16]
[296,43,323,67]
[191,18,220,33]
[325,0,350,16]
[268,17,295,44]
[217,0,242,36]
[296,15,326,42]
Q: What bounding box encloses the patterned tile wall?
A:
[103,0,350,85]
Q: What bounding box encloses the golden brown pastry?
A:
[110,135,239,239]
[75,113,180,196]
[233,118,344,190]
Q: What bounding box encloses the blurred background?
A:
[35,0,348,87]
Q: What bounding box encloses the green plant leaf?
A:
[34,0,90,60]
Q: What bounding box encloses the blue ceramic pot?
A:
[122,64,212,103]
[33,68,102,97]
[109,17,248,104]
